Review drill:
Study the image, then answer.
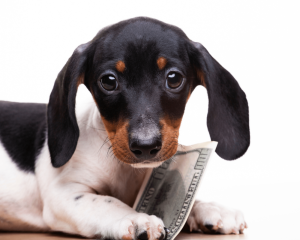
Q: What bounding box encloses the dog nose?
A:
[130,138,162,160]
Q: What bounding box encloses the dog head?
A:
[47,17,250,168]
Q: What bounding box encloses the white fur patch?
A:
[0,141,48,231]
[0,101,246,238]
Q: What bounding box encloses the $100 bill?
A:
[133,141,218,240]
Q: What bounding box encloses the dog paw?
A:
[114,213,168,240]
[187,200,247,234]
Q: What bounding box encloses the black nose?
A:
[130,138,162,160]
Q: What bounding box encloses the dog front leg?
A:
[186,200,247,234]
[43,184,167,239]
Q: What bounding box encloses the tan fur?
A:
[77,74,85,89]
[197,70,206,88]
[101,118,135,164]
[157,57,167,70]
[159,117,182,161]
[116,61,126,73]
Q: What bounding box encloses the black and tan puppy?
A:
[0,17,249,238]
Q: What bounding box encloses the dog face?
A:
[88,20,194,166]
[47,17,250,168]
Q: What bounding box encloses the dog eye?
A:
[166,72,183,89]
[100,75,117,91]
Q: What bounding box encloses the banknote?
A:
[133,141,218,240]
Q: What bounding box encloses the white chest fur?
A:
[0,101,145,231]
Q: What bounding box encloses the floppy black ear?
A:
[47,43,90,167]
[189,42,250,160]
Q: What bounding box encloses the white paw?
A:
[113,213,168,240]
[187,201,247,234]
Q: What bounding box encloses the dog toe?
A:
[119,213,165,240]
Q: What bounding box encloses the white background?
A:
[0,1,299,238]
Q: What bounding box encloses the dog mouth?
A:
[142,160,154,164]
[124,142,178,168]
[108,132,179,167]
[106,135,179,167]
[109,142,178,168]
[130,159,165,169]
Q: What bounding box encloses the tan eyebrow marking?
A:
[116,61,126,73]
[157,57,167,70]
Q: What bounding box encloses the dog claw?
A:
[137,230,148,240]
[204,224,214,230]
[158,232,164,240]
[164,227,170,240]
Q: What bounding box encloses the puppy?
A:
[0,17,250,239]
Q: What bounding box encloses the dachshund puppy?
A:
[0,17,250,239]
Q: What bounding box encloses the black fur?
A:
[47,17,249,167]
[104,198,112,203]
[74,195,84,201]
[0,17,249,170]
[0,101,46,172]
[188,42,250,160]
[47,42,91,168]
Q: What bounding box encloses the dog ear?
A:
[47,43,91,167]
[189,41,250,160]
